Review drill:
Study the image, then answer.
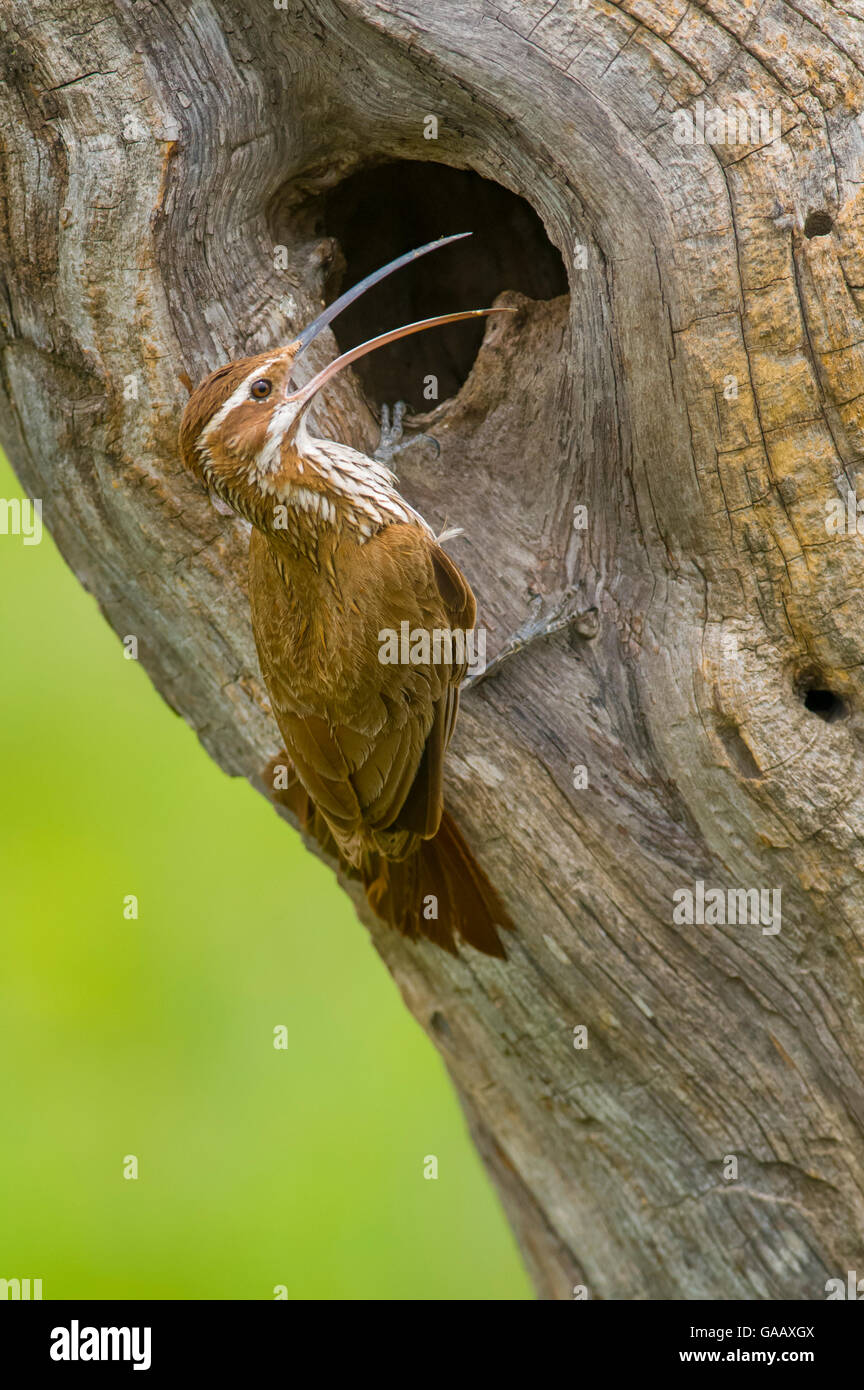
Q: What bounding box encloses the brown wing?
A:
[394,543,475,836]
[249,524,476,852]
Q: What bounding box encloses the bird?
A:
[179,234,512,957]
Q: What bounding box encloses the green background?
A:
[0,448,529,1300]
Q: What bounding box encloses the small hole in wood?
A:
[804,211,833,238]
[429,1011,453,1042]
[802,686,846,722]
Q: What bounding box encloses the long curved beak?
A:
[292,233,471,353]
[284,308,515,407]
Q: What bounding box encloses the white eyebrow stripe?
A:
[197,358,280,450]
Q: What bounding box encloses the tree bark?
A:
[3,0,864,1300]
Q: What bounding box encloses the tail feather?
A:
[266,755,511,957]
[363,811,510,958]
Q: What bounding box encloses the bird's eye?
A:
[250,378,272,400]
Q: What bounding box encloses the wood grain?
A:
[2,0,864,1298]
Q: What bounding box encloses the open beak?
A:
[291,232,472,355]
[283,308,515,408]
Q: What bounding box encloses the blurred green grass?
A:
[0,448,530,1300]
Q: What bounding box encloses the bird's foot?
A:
[463,588,599,691]
[373,401,441,466]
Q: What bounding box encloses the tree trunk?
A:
[3,0,864,1301]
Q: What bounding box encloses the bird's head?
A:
[179,234,512,525]
[178,342,304,495]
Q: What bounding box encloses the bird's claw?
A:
[463,588,599,691]
[373,401,440,465]
[534,587,600,642]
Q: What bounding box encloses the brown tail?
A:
[362,811,510,958]
[265,756,511,958]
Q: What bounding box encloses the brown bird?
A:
[179,235,512,956]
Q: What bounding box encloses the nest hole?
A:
[319,161,568,410]
[804,211,833,238]
[802,685,846,722]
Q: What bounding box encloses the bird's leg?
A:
[373,401,441,465]
[463,588,599,691]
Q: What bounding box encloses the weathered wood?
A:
[3,0,864,1299]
